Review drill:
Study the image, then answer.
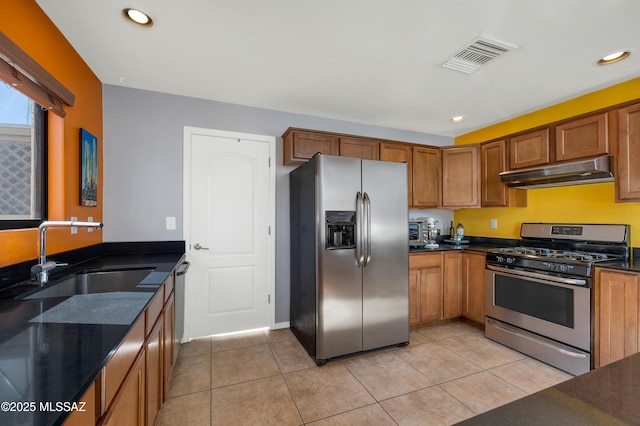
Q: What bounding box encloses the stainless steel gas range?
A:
[485,223,630,376]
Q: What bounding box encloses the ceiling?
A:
[36,0,640,137]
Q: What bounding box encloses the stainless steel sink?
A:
[20,268,156,299]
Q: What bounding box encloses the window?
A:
[0,82,47,229]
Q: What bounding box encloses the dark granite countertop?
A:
[0,242,185,426]
[456,351,640,425]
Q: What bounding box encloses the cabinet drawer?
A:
[102,318,144,413]
[410,252,443,269]
[164,273,174,303]
[146,286,165,336]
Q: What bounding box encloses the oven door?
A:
[485,265,591,352]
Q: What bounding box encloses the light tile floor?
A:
[158,321,572,425]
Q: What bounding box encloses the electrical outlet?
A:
[490,219,498,229]
[88,216,93,232]
[71,216,78,234]
[166,216,176,230]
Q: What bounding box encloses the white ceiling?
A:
[36,0,640,137]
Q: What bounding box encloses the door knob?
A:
[193,243,209,250]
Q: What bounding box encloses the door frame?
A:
[182,126,276,341]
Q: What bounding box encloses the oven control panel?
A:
[551,225,583,236]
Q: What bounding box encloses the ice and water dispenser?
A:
[325,211,356,249]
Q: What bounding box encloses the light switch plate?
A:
[71,216,78,234]
[166,216,176,230]
[490,219,498,229]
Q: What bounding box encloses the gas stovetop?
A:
[495,246,615,262]
[486,223,630,278]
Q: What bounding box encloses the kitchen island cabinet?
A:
[593,267,640,368]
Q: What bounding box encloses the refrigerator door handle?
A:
[356,191,365,267]
[363,192,372,267]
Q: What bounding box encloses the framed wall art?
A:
[80,128,98,207]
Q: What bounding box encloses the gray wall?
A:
[102,84,453,323]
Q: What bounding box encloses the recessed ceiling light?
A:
[122,8,154,28]
[597,50,630,65]
[450,115,465,123]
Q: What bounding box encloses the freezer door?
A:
[316,155,364,359]
[361,159,409,350]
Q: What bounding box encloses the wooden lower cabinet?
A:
[100,350,146,426]
[594,268,640,368]
[63,381,97,426]
[163,292,177,400]
[462,252,486,324]
[409,252,463,326]
[443,252,463,319]
[146,313,164,426]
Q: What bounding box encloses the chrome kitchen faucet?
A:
[31,221,104,284]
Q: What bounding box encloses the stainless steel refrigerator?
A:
[290,154,409,365]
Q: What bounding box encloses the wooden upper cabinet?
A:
[442,145,480,208]
[339,137,379,160]
[283,129,338,165]
[412,146,441,208]
[615,103,640,202]
[380,142,413,205]
[556,113,608,162]
[509,129,550,169]
[481,140,526,207]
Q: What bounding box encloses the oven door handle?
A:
[486,264,587,286]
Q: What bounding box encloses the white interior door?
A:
[183,127,275,340]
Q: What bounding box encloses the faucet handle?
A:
[31,261,68,274]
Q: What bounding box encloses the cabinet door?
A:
[146,314,164,426]
[420,267,443,322]
[481,140,526,207]
[100,351,145,426]
[412,146,441,207]
[339,137,379,160]
[409,269,420,325]
[443,252,462,319]
[509,129,550,169]
[462,252,486,324]
[282,130,338,165]
[594,268,640,368]
[163,292,176,400]
[616,103,640,202]
[380,142,413,205]
[63,381,96,426]
[556,113,608,161]
[442,145,480,208]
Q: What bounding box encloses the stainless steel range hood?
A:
[499,155,614,189]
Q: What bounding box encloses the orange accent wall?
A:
[0,1,103,266]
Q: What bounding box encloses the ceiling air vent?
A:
[442,35,518,74]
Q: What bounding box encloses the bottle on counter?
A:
[449,221,454,238]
